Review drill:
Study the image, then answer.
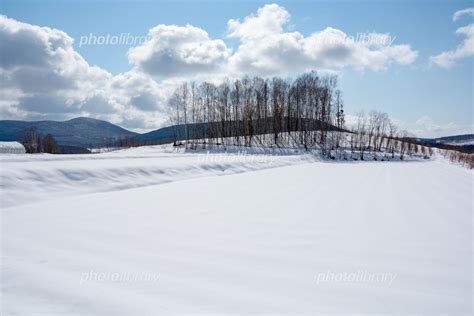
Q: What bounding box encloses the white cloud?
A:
[128,24,231,77]
[453,7,474,21]
[0,15,173,130]
[105,70,171,129]
[226,4,417,76]
[382,44,418,65]
[407,116,473,138]
[0,4,419,131]
[128,4,417,78]
[227,3,290,40]
[430,8,474,68]
[0,15,111,117]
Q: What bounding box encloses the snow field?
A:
[1,145,472,314]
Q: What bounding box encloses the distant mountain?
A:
[0,117,137,148]
[406,134,474,153]
[434,134,474,146]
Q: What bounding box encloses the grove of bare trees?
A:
[348,111,432,160]
[442,150,474,169]
[167,72,432,160]
[168,73,343,153]
[23,128,60,154]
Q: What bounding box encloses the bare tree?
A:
[42,134,60,154]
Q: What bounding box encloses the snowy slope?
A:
[0,145,315,208]
[1,146,472,315]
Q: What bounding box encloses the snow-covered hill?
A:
[0,117,137,148]
[1,145,472,314]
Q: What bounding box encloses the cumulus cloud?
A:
[80,94,117,115]
[430,8,474,68]
[0,15,171,130]
[227,3,290,40]
[0,15,111,95]
[0,15,111,117]
[128,4,417,78]
[130,93,160,112]
[17,94,79,114]
[226,4,417,75]
[128,24,231,77]
[105,70,173,129]
[0,4,419,131]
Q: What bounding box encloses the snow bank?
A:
[0,144,317,208]
[0,141,25,154]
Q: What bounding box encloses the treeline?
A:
[22,127,60,154]
[168,72,345,154]
[99,136,154,152]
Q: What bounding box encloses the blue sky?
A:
[0,0,472,136]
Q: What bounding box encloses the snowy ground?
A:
[1,145,472,315]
